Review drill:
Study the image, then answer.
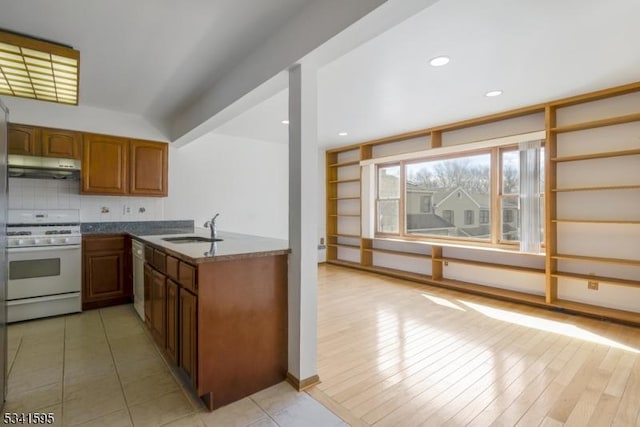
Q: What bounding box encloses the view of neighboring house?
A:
[405,183,520,240]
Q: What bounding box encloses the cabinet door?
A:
[151,270,166,347]
[144,264,153,326]
[129,140,168,196]
[82,236,131,310]
[8,124,40,155]
[41,128,81,159]
[82,134,128,195]
[179,288,197,386]
[166,280,179,365]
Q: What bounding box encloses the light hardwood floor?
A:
[310,264,640,427]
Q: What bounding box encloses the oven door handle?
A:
[8,245,82,253]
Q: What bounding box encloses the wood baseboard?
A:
[286,372,320,391]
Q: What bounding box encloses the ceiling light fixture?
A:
[485,90,503,97]
[0,30,80,105]
[281,120,289,125]
[429,56,450,67]
[338,132,348,136]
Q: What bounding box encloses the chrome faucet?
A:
[204,213,220,240]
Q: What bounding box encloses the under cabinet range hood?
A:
[8,155,81,180]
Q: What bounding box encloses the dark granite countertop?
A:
[132,230,290,264]
[81,220,194,236]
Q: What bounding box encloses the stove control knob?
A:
[33,239,40,245]
[17,239,24,245]
[63,238,70,243]
[48,238,55,244]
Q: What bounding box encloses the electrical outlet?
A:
[588,280,599,290]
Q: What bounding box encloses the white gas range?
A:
[7,209,82,323]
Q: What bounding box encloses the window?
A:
[420,195,432,213]
[405,153,490,239]
[464,210,474,225]
[377,165,400,234]
[442,210,454,224]
[479,209,489,224]
[371,135,545,251]
[500,146,544,246]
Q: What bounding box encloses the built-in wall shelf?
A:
[363,247,431,259]
[551,272,640,288]
[328,178,360,184]
[553,219,640,224]
[551,112,640,133]
[434,257,544,275]
[328,160,360,167]
[552,253,640,266]
[552,184,640,192]
[326,80,640,327]
[552,149,640,162]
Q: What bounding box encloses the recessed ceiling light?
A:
[338,132,348,136]
[281,120,289,125]
[429,56,450,67]
[485,90,503,97]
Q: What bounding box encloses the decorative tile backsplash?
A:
[8,178,164,222]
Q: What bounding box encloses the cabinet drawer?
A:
[166,256,179,281]
[153,250,166,273]
[178,262,197,292]
[144,246,154,263]
[83,235,125,251]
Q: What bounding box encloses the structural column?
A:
[287,63,319,388]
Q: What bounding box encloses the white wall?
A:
[165,133,288,239]
[3,97,167,141]
[8,178,165,222]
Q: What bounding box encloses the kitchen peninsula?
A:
[133,231,290,410]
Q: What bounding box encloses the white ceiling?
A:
[0,0,313,124]
[214,0,640,148]
[1,0,639,149]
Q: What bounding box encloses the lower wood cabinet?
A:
[82,235,132,310]
[166,280,179,365]
[179,287,197,386]
[150,269,166,347]
[142,244,287,411]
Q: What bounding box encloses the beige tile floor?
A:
[5,305,346,427]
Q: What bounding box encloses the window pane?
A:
[378,166,400,199]
[405,154,491,239]
[502,150,519,195]
[378,200,399,233]
[501,198,520,241]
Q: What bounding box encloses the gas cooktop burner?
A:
[44,230,73,235]
[7,231,32,236]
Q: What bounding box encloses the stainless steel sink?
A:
[162,236,224,244]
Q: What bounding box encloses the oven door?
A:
[7,245,82,300]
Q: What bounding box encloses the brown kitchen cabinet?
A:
[8,124,40,156]
[8,123,82,159]
[166,279,179,365]
[82,134,129,195]
[82,135,168,197]
[179,287,198,387]
[82,234,132,310]
[142,243,287,411]
[41,128,82,159]
[150,269,167,348]
[129,139,168,196]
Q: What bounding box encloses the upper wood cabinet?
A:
[41,128,82,159]
[130,139,168,196]
[82,134,129,195]
[82,135,168,197]
[8,124,82,159]
[8,124,41,156]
